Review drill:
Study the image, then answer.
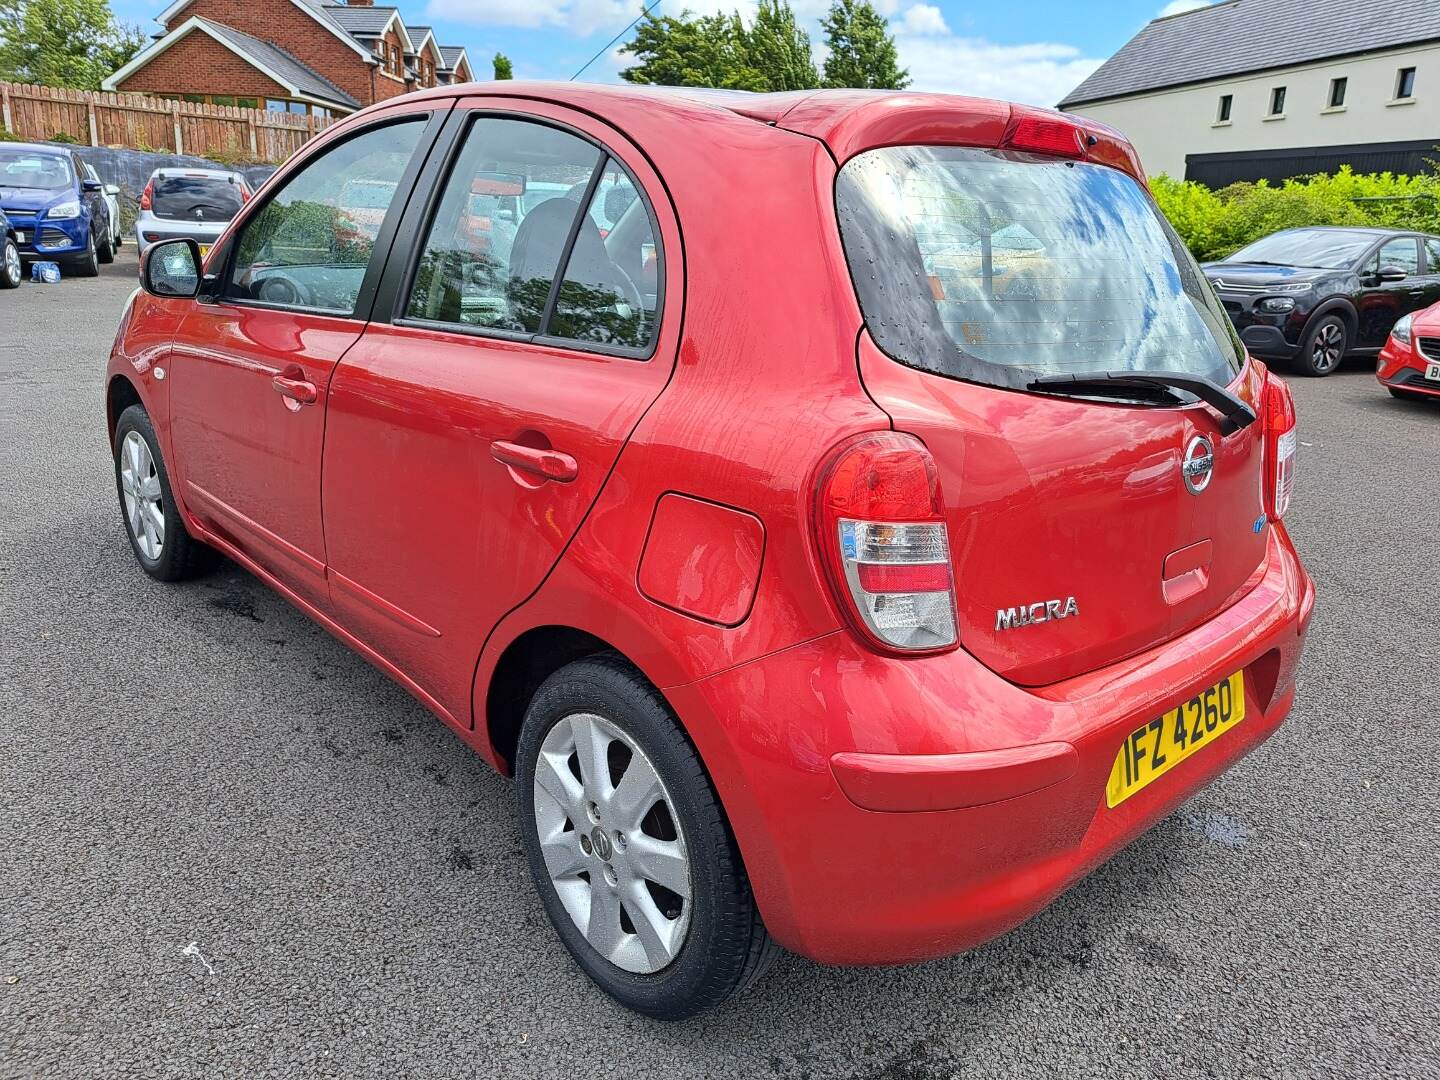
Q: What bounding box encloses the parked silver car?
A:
[135,167,250,261]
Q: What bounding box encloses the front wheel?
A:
[515,654,777,1020]
[1296,314,1348,376]
[97,221,115,264]
[69,230,99,277]
[113,404,217,581]
[0,237,20,289]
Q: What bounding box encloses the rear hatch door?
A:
[836,142,1270,685]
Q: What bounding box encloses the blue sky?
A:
[110,0,1214,107]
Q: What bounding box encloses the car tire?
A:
[70,230,99,277]
[515,653,779,1020]
[1296,314,1348,376]
[113,404,218,581]
[0,236,20,289]
[97,220,115,264]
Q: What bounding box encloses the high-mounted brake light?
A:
[1003,115,1087,158]
[139,180,153,211]
[814,432,958,655]
[1261,372,1297,520]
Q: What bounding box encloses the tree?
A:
[819,0,908,90]
[492,52,513,80]
[0,0,144,90]
[620,2,818,93]
[746,1,819,92]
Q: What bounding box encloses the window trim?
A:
[1394,66,1417,101]
[387,108,666,362]
[1216,93,1232,123]
[1327,77,1347,109]
[1268,86,1286,116]
[208,108,445,321]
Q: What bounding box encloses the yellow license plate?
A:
[1106,671,1245,808]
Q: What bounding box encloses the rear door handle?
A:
[490,440,579,483]
[271,375,317,406]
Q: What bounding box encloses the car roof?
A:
[0,142,77,158]
[356,81,1145,177]
[152,167,245,181]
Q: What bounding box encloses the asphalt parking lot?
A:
[2,249,1438,1080]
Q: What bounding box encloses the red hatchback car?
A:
[107,84,1316,1018]
[1377,301,1440,401]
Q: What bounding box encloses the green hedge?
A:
[1152,166,1440,262]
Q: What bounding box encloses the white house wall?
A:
[1063,42,1440,180]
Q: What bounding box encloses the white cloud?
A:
[1158,0,1211,15]
[425,0,630,37]
[895,3,948,37]
[897,36,1104,107]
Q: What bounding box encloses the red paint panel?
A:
[638,495,765,628]
[830,742,1078,813]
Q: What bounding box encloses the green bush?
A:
[1152,165,1440,262]
[48,131,80,144]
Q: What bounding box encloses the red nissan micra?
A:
[1377,300,1440,401]
[106,83,1315,1018]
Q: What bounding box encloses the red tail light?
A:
[240,187,251,203]
[139,180,153,211]
[814,432,958,655]
[1261,372,1297,520]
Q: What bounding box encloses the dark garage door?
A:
[1186,138,1440,187]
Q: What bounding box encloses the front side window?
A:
[1374,237,1419,276]
[227,118,425,314]
[406,117,659,352]
[835,146,1242,392]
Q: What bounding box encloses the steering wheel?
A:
[257,273,307,307]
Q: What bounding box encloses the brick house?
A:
[102,0,474,120]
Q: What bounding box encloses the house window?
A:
[236,96,259,110]
[1268,86,1286,115]
[1328,77,1347,108]
[1216,94,1232,122]
[1395,67,1416,100]
[181,93,206,104]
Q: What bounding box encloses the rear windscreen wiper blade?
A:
[1027,370,1258,436]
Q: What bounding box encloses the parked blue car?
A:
[0,143,113,277]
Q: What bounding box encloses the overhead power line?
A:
[570,0,664,81]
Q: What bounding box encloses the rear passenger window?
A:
[1425,238,1440,274]
[227,118,425,315]
[405,116,659,353]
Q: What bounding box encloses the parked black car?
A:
[1203,226,1440,376]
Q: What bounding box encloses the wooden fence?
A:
[0,81,335,163]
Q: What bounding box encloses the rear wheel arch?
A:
[484,626,626,775]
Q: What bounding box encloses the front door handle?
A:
[490,440,579,483]
[272,374,317,406]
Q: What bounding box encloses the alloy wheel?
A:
[119,430,164,560]
[3,240,20,285]
[533,712,693,974]
[1312,322,1344,372]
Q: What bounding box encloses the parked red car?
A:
[1377,301,1440,401]
[106,84,1315,1019]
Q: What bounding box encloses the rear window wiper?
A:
[1027,370,1257,436]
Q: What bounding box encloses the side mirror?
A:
[141,238,202,299]
[1376,265,1408,283]
[104,184,121,196]
[81,178,103,193]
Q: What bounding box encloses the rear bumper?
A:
[135,222,226,255]
[668,527,1314,965]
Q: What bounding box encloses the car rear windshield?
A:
[152,176,244,221]
[1223,228,1380,270]
[835,146,1243,393]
